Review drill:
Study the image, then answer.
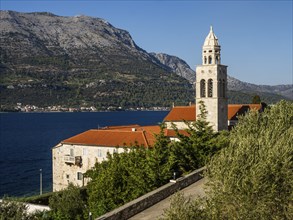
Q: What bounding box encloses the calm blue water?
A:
[0,111,168,197]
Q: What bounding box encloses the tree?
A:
[48,183,87,220]
[162,100,293,219]
[0,197,30,220]
[252,94,261,104]
[146,124,173,187]
[86,125,173,218]
[169,100,227,174]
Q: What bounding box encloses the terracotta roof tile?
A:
[164,104,263,121]
[164,106,196,121]
[62,125,162,148]
[62,130,148,147]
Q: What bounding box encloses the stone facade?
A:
[52,143,124,191]
[196,26,228,131]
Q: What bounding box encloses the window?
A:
[204,56,207,64]
[66,174,70,179]
[200,79,206,97]
[208,79,213,97]
[77,172,83,180]
[96,149,102,157]
[222,80,226,98]
[218,79,223,97]
[83,148,88,156]
[208,56,212,64]
[216,56,219,64]
[70,149,74,157]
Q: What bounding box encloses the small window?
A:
[77,172,83,180]
[96,149,102,157]
[218,79,223,97]
[208,56,212,64]
[209,50,212,52]
[200,79,206,97]
[204,56,207,64]
[204,50,206,53]
[83,148,88,156]
[70,149,74,157]
[222,80,226,98]
[66,174,70,179]
[208,79,213,97]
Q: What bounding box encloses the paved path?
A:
[129,178,207,220]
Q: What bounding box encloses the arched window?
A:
[204,56,207,64]
[215,56,219,64]
[222,79,226,98]
[208,79,213,97]
[218,79,222,97]
[200,79,206,97]
[208,56,212,64]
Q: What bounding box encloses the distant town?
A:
[10,103,170,113]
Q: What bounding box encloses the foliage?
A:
[19,191,54,206]
[169,101,229,174]
[252,94,261,104]
[48,184,88,220]
[159,193,206,220]
[161,100,293,220]
[227,90,287,105]
[0,197,30,220]
[86,131,173,217]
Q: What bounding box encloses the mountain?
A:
[152,53,292,101]
[0,10,193,110]
[0,11,290,111]
[151,53,196,83]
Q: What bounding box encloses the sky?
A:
[1,0,292,86]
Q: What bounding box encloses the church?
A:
[52,27,263,191]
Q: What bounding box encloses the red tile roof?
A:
[164,106,196,121]
[62,129,149,147]
[164,104,262,121]
[62,125,162,148]
[61,125,190,148]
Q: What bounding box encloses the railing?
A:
[64,155,75,164]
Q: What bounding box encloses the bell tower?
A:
[196,26,227,131]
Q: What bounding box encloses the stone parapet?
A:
[96,167,205,220]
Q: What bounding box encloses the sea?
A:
[0,111,168,197]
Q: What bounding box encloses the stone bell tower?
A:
[196,26,227,131]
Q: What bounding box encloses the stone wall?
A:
[96,167,205,220]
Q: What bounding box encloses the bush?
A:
[162,100,293,220]
[48,184,88,220]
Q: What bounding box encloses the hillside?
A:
[0,11,192,110]
[0,11,290,111]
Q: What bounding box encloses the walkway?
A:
[129,178,207,220]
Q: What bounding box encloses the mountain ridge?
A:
[152,53,292,100]
[0,11,290,111]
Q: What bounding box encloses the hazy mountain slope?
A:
[152,53,292,100]
[0,11,193,109]
[151,53,196,83]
